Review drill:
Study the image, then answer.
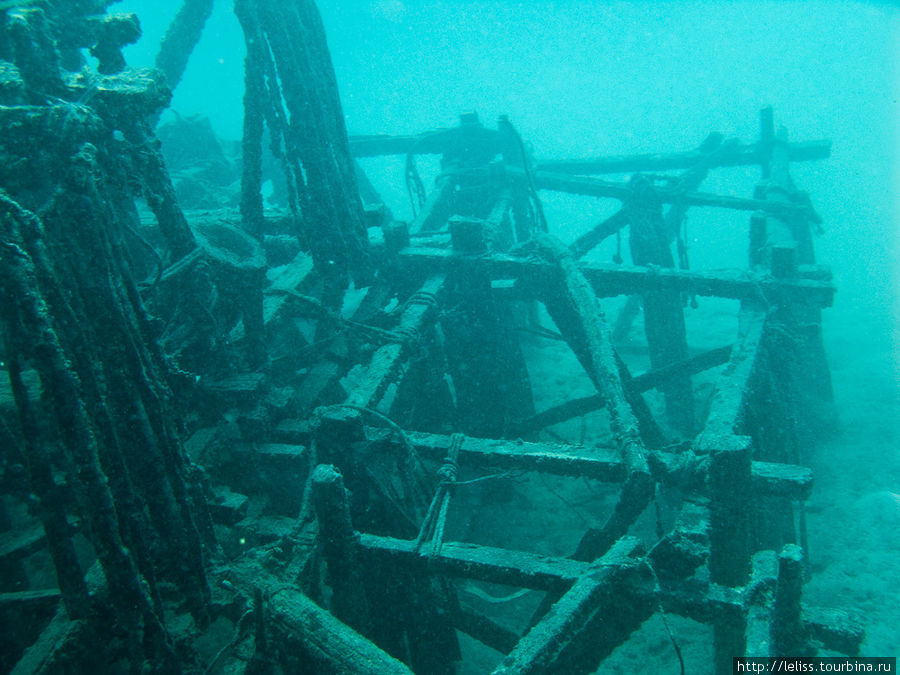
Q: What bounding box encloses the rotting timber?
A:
[0,1,859,674]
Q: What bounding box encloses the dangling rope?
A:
[415,433,463,557]
[614,227,623,265]
[676,213,698,308]
[499,117,548,233]
[405,151,427,217]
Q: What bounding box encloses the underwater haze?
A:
[121,0,900,666]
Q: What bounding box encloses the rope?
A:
[499,117,548,233]
[645,558,686,675]
[415,433,464,556]
[405,151,427,217]
[321,404,417,460]
[203,607,254,675]
[402,290,439,310]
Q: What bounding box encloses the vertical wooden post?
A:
[774,544,807,655]
[310,463,371,634]
[627,176,694,435]
[744,550,778,658]
[155,0,216,92]
[235,0,371,296]
[697,302,765,672]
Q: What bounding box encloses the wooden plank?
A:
[525,169,814,218]
[263,251,315,325]
[751,461,812,500]
[226,558,413,674]
[696,304,767,599]
[627,176,694,433]
[569,209,628,259]
[344,276,444,409]
[0,525,45,562]
[398,248,836,308]
[534,139,831,174]
[804,607,864,656]
[358,534,589,591]
[350,133,452,157]
[0,589,61,606]
[774,544,806,655]
[697,304,767,443]
[273,417,313,444]
[349,134,831,168]
[294,360,343,415]
[267,588,412,674]
[515,345,732,435]
[310,464,371,633]
[264,430,813,499]
[409,176,455,235]
[407,431,626,482]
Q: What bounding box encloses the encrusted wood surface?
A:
[399,247,835,307]
[358,534,589,590]
[492,537,651,675]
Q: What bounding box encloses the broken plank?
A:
[751,461,813,500]
[263,251,315,325]
[804,607,864,656]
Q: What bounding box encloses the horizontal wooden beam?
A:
[516,345,734,434]
[398,248,835,308]
[535,139,831,174]
[408,431,626,481]
[271,424,812,499]
[358,534,589,590]
[523,169,814,219]
[348,133,830,171]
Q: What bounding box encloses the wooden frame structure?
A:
[205,107,854,673]
[0,1,861,672]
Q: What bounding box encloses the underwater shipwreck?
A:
[0,1,868,673]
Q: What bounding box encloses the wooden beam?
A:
[523,169,815,219]
[744,551,778,657]
[534,139,831,174]
[272,425,811,499]
[492,537,651,675]
[349,134,830,169]
[344,276,444,409]
[398,248,835,308]
[358,534,589,591]
[310,464,371,634]
[266,587,413,674]
[407,431,626,482]
[409,175,456,235]
[774,544,807,655]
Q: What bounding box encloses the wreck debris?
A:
[0,1,861,674]
[155,0,215,92]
